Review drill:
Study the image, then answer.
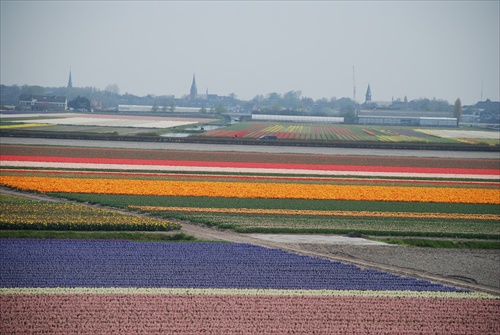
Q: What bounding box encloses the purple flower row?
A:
[0,239,466,292]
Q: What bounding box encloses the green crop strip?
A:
[51,194,500,215]
[370,238,500,249]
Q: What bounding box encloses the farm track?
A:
[1,186,499,296]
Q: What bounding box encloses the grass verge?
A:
[371,237,500,249]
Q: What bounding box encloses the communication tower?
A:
[352,66,356,102]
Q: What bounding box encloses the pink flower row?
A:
[2,294,498,334]
[2,154,499,177]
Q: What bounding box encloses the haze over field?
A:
[1,1,499,105]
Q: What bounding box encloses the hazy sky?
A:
[1,1,499,105]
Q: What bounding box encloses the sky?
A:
[1,1,499,105]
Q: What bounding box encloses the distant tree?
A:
[0,84,22,106]
[151,101,159,112]
[335,97,356,110]
[68,96,91,111]
[301,97,314,111]
[283,90,302,110]
[267,92,282,105]
[200,102,207,113]
[161,102,168,113]
[20,85,45,96]
[105,84,120,95]
[453,98,462,126]
[251,94,265,103]
[215,103,227,114]
[341,105,357,123]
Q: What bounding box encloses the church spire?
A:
[190,74,197,100]
[365,84,371,102]
[67,69,73,89]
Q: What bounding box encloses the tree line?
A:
[1,84,454,114]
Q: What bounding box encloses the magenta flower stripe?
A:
[2,155,498,175]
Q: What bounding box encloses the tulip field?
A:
[1,144,499,237]
[0,194,180,231]
[0,141,499,333]
[198,122,500,145]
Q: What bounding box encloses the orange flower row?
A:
[1,176,498,204]
[128,206,500,220]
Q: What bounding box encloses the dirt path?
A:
[1,187,499,296]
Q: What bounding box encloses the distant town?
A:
[1,73,499,127]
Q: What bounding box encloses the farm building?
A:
[118,105,200,113]
[252,114,344,123]
[19,95,67,111]
[358,115,457,127]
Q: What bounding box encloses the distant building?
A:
[357,115,457,127]
[67,70,73,89]
[19,95,67,111]
[118,104,201,113]
[190,74,197,100]
[365,84,371,102]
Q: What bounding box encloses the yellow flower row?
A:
[128,206,500,220]
[1,176,498,204]
[0,123,54,129]
[0,202,181,231]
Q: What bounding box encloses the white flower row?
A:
[0,287,496,299]
[2,161,498,180]
[11,117,198,129]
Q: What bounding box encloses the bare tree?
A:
[105,84,120,95]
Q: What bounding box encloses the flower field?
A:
[1,143,499,237]
[0,113,216,129]
[1,239,499,334]
[0,195,180,231]
[2,144,499,178]
[1,141,499,333]
[198,122,500,145]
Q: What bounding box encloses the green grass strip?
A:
[371,238,500,249]
[50,193,500,215]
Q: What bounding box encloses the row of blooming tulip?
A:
[200,122,462,143]
[1,239,498,334]
[3,154,498,177]
[1,175,498,204]
[0,195,180,231]
[0,123,54,129]
[128,205,500,221]
[2,144,499,180]
[169,210,500,237]
[3,144,497,170]
[2,294,499,334]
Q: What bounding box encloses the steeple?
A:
[365,84,371,102]
[67,69,73,89]
[190,74,197,100]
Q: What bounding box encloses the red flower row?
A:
[2,154,498,175]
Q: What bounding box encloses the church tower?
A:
[190,74,197,100]
[67,69,73,89]
[365,84,371,102]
